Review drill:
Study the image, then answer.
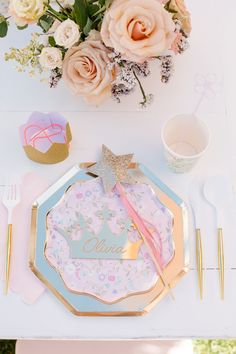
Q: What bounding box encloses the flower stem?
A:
[46,9,63,22]
[47,4,68,20]
[91,5,106,17]
[132,69,147,105]
[53,0,73,19]
[55,0,65,11]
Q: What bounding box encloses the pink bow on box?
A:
[20,112,70,153]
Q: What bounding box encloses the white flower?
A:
[9,0,47,27]
[54,19,80,49]
[39,47,62,70]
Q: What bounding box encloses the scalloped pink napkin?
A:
[0,173,47,303]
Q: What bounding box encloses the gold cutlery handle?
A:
[196,228,203,300]
[218,228,224,300]
[5,224,12,295]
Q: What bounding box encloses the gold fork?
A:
[2,182,21,294]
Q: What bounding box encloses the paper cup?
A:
[161,114,210,173]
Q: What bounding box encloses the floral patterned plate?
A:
[45,178,175,303]
[30,164,189,316]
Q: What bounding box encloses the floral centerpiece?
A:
[0,0,191,106]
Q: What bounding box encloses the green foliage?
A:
[5,33,44,76]
[38,14,54,33]
[88,3,100,17]
[83,17,93,36]
[0,17,8,38]
[74,0,88,29]
[194,340,236,354]
[0,340,16,354]
[0,0,113,41]
[73,0,111,36]
[17,24,28,30]
[48,35,56,47]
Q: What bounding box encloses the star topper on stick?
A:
[87,145,135,193]
[87,145,174,298]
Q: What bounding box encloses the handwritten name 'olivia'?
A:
[83,237,126,255]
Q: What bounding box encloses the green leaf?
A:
[17,24,28,30]
[97,0,106,7]
[37,15,54,33]
[48,36,56,47]
[105,0,112,9]
[0,20,8,38]
[74,0,88,28]
[83,17,93,36]
[88,3,100,17]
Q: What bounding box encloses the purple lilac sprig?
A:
[49,67,62,88]
[157,55,174,84]
[174,19,190,54]
[108,51,153,108]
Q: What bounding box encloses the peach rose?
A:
[100,0,176,63]
[62,31,115,105]
[168,0,191,35]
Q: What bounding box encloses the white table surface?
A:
[0,0,236,339]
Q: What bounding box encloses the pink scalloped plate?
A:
[45,178,175,303]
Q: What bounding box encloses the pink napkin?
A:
[0,173,48,303]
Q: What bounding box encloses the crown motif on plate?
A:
[54,207,143,260]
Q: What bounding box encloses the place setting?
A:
[0,0,233,321]
[0,94,232,316]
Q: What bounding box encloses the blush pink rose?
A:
[62,31,115,105]
[101,0,176,63]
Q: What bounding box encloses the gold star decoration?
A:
[87,145,135,193]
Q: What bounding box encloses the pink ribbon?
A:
[24,123,66,149]
[115,182,164,270]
